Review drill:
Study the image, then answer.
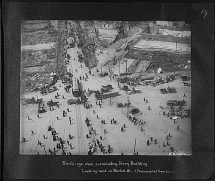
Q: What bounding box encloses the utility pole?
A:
[133,138,137,155]
[119,59,120,76]
[126,58,128,77]
[127,96,129,117]
[57,20,60,77]
[44,147,47,155]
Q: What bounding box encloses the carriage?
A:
[167,87,177,93]
[181,75,191,81]
[117,103,125,108]
[23,97,43,105]
[166,100,186,107]
[183,82,191,87]
[128,113,137,123]
[67,99,80,105]
[40,89,47,95]
[48,86,58,93]
[47,100,59,107]
[160,89,168,94]
[38,107,46,113]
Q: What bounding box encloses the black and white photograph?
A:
[3,2,213,180]
[20,20,192,155]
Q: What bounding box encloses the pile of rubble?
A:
[125,49,190,73]
[22,31,58,45]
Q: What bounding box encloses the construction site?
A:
[20,20,191,155]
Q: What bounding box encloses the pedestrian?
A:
[96,101,97,105]
[183,93,186,97]
[28,116,30,120]
[147,140,149,146]
[111,119,113,124]
[141,127,143,132]
[38,140,40,145]
[31,130,34,134]
[37,115,39,118]
[123,124,126,128]
[99,104,101,108]
[169,133,171,137]
[104,129,106,134]
[97,115,99,119]
[100,136,102,140]
[67,108,69,112]
[163,111,165,115]
[69,119,72,125]
[148,106,150,110]
[121,127,124,132]
[146,100,148,103]
[177,125,180,130]
[144,97,145,102]
[166,135,169,140]
[86,134,89,139]
[150,137,153,141]
[57,117,59,120]
[154,139,157,144]
[43,135,46,139]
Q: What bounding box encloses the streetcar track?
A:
[29,96,64,154]
[85,109,98,155]
[76,104,85,155]
[86,109,108,155]
[90,113,125,155]
[77,104,85,155]
[29,88,72,154]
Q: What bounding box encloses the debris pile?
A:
[22,31,58,45]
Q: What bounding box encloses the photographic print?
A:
[20,20,191,156]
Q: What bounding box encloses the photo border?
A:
[3,2,214,180]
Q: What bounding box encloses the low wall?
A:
[141,34,191,44]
